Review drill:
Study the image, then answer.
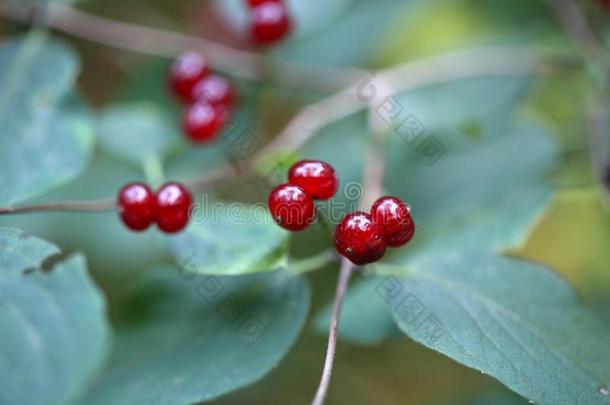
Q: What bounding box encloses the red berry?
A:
[155,182,193,233]
[169,52,209,103]
[371,196,415,248]
[191,75,234,107]
[268,183,315,231]
[117,182,156,231]
[334,212,386,265]
[288,160,338,200]
[247,0,282,8]
[182,102,227,143]
[250,2,291,45]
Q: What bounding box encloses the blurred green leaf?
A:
[276,0,414,67]
[0,33,94,205]
[97,103,180,174]
[302,74,532,219]
[82,267,310,404]
[215,0,413,67]
[378,254,610,405]
[166,202,289,275]
[0,228,110,405]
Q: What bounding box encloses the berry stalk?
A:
[0,199,116,215]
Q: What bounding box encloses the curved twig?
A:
[0,2,365,91]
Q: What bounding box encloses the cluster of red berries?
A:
[169,52,235,143]
[246,0,292,46]
[267,160,415,265]
[335,196,415,265]
[117,182,193,233]
[268,160,339,231]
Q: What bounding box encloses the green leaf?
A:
[314,118,556,344]
[0,228,110,405]
[82,267,310,404]
[97,103,180,171]
[377,254,610,405]
[166,202,289,275]
[278,0,415,67]
[0,33,94,205]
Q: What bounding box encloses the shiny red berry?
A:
[182,102,227,143]
[334,212,386,265]
[288,160,338,200]
[250,2,291,45]
[191,75,234,107]
[155,182,193,233]
[247,0,282,8]
[370,196,415,248]
[117,182,156,231]
[268,183,315,231]
[169,52,209,103]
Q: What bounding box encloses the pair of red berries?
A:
[169,52,235,143]
[246,0,292,45]
[117,182,193,233]
[335,197,415,265]
[268,160,339,231]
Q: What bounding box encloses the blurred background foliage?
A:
[1,0,609,404]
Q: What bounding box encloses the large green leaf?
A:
[82,267,310,404]
[0,33,94,205]
[166,202,289,275]
[0,228,110,405]
[376,254,610,405]
[314,117,556,343]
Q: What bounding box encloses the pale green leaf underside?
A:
[0,34,94,205]
[166,202,290,275]
[0,228,110,405]
[81,267,310,404]
[378,254,610,405]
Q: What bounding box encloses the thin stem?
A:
[544,0,610,198]
[311,257,353,405]
[0,199,115,215]
[311,81,390,405]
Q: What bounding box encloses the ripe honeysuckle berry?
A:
[247,0,282,8]
[371,196,415,248]
[183,102,227,143]
[117,182,156,231]
[250,1,291,46]
[268,183,315,231]
[155,182,193,233]
[169,52,209,103]
[191,75,234,107]
[335,212,386,265]
[288,159,338,200]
